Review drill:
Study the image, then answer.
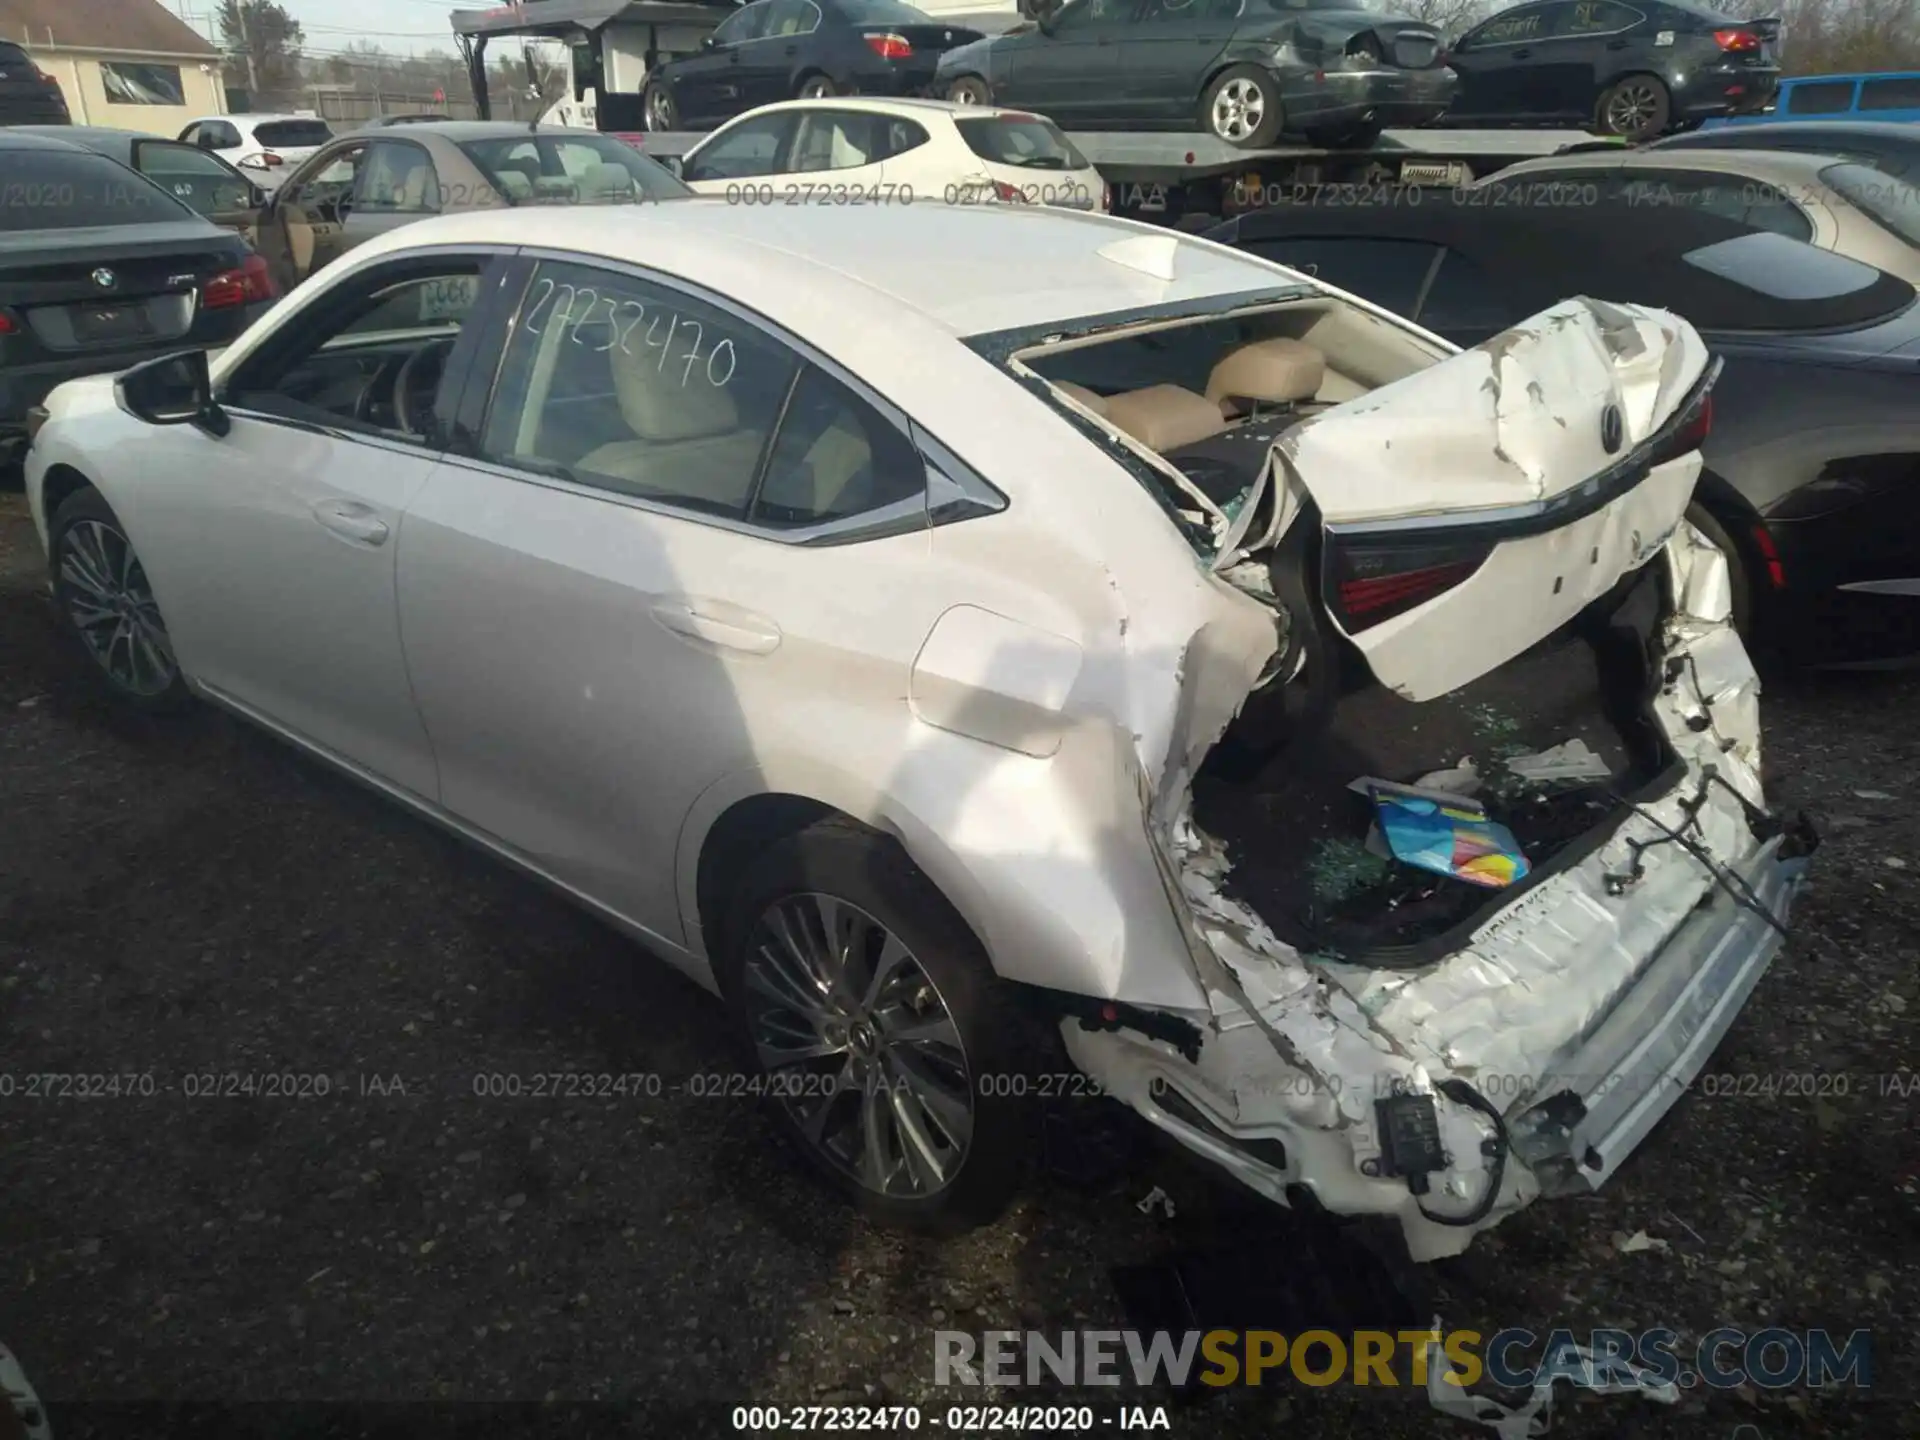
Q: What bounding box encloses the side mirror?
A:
[701,34,717,48]
[116,350,228,435]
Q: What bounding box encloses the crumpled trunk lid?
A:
[1219,298,1716,703]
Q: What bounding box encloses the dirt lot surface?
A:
[2,489,1916,1440]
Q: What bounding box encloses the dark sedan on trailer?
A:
[0,131,273,466]
[935,0,1455,150]
[1441,0,1779,140]
[642,0,984,131]
[1207,197,1920,665]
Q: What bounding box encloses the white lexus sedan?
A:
[22,203,1813,1258]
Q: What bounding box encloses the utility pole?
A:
[233,0,260,93]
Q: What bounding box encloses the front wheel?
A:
[1596,75,1671,140]
[947,75,991,106]
[643,81,679,132]
[715,818,1039,1233]
[49,486,190,711]
[1201,65,1284,149]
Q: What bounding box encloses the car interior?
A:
[229,271,477,438]
[1027,298,1441,509]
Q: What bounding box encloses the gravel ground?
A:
[2,488,1916,1440]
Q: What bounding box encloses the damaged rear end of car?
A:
[999,284,1817,1260]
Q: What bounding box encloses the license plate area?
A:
[70,302,155,344]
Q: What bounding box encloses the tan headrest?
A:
[1205,338,1326,410]
[1054,381,1108,417]
[609,342,738,442]
[1104,384,1230,453]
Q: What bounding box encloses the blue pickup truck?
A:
[1702,71,1920,127]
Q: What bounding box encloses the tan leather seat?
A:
[1205,337,1327,416]
[1103,384,1231,452]
[1053,381,1109,416]
[577,342,765,512]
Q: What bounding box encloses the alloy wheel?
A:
[1605,83,1659,135]
[647,91,674,130]
[742,893,975,1198]
[58,518,177,697]
[1211,78,1266,143]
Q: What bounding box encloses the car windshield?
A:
[834,0,935,20]
[458,134,693,203]
[955,115,1089,170]
[253,120,334,147]
[1822,161,1920,246]
[0,150,192,231]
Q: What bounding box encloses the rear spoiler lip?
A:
[1737,14,1782,37]
[1323,355,1723,548]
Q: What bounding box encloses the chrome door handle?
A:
[312,498,389,545]
[652,601,781,654]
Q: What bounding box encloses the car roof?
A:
[0,129,91,152]
[1659,119,1920,145]
[336,120,605,141]
[325,203,1301,339]
[721,95,1052,123]
[1226,197,1915,333]
[1498,148,1851,182]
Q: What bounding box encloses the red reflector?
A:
[202,252,276,309]
[1713,27,1760,49]
[864,32,912,58]
[1750,522,1787,588]
[1339,561,1482,616]
[0,312,15,335]
[1726,84,1746,95]
[992,180,1027,202]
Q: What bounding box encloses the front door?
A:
[1445,2,1554,120]
[129,139,262,236]
[675,0,773,125]
[1121,0,1243,124]
[1526,0,1642,120]
[256,141,367,292]
[1000,0,1140,125]
[681,110,803,189]
[395,253,945,944]
[126,252,501,798]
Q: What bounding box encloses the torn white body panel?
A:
[1064,521,1810,1261]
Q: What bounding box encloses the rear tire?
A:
[1596,75,1671,140]
[1201,65,1284,149]
[48,486,191,713]
[947,74,991,106]
[643,81,679,132]
[714,818,1039,1233]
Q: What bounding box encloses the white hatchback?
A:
[672,96,1105,209]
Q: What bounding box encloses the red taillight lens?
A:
[993,180,1028,203]
[1325,536,1495,633]
[202,252,276,309]
[0,311,15,335]
[1713,27,1760,50]
[864,32,912,58]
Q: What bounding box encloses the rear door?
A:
[1121,0,1241,124]
[784,107,893,190]
[1001,0,1139,124]
[746,0,817,106]
[1536,0,1645,120]
[396,252,947,945]
[258,141,367,291]
[1262,298,1716,700]
[128,138,263,235]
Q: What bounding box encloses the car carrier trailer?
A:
[450,0,1608,224]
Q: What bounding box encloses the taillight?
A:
[1713,27,1760,50]
[992,181,1028,203]
[202,252,276,309]
[864,32,912,58]
[1324,535,1495,634]
[0,312,15,335]
[239,152,285,168]
[1651,391,1712,465]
